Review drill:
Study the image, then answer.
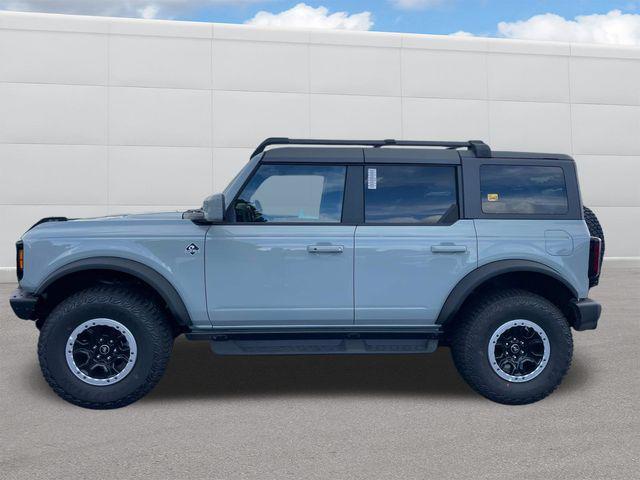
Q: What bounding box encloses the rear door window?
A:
[480,165,568,215]
[364,165,458,224]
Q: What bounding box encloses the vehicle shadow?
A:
[143,337,589,401]
[22,336,589,402]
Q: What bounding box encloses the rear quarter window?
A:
[480,165,568,215]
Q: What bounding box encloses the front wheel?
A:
[450,290,573,405]
[38,286,174,409]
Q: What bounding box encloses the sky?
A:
[1,1,640,45]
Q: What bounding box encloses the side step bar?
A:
[186,326,442,356]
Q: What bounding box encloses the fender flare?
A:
[36,257,191,326]
[436,259,579,325]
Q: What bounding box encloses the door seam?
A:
[353,225,357,325]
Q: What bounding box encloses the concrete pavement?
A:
[1,261,638,479]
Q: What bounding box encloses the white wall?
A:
[0,11,639,280]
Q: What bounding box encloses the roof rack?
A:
[251,138,492,158]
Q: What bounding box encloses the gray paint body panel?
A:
[354,221,477,325]
[205,225,356,326]
[20,212,211,327]
[474,219,590,298]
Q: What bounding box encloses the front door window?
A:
[234,164,346,223]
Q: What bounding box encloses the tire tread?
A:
[583,206,605,287]
[38,285,173,409]
[451,289,573,405]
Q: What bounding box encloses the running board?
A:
[209,337,438,355]
[186,327,441,356]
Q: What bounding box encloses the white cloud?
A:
[0,1,263,20]
[497,10,640,46]
[245,3,372,30]
[390,0,446,10]
[450,30,473,37]
[139,5,160,19]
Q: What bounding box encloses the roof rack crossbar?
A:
[251,138,491,158]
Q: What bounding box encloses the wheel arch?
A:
[437,260,579,327]
[36,257,191,328]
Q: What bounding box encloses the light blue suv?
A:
[10,138,604,408]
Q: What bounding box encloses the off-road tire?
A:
[450,289,573,405]
[583,206,605,286]
[38,285,173,409]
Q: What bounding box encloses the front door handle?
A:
[431,245,467,253]
[307,245,344,254]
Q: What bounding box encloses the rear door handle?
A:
[431,245,467,253]
[307,245,344,254]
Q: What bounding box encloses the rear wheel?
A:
[38,286,173,409]
[450,290,573,405]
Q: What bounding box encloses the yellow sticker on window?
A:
[487,193,499,202]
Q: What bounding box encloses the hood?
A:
[22,210,191,240]
[74,211,187,222]
[29,211,185,228]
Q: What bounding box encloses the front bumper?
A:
[570,298,601,331]
[10,287,40,320]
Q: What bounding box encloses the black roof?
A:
[253,137,491,158]
[256,138,574,164]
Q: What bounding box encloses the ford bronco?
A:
[10,138,604,408]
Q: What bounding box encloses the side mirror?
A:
[202,193,225,223]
